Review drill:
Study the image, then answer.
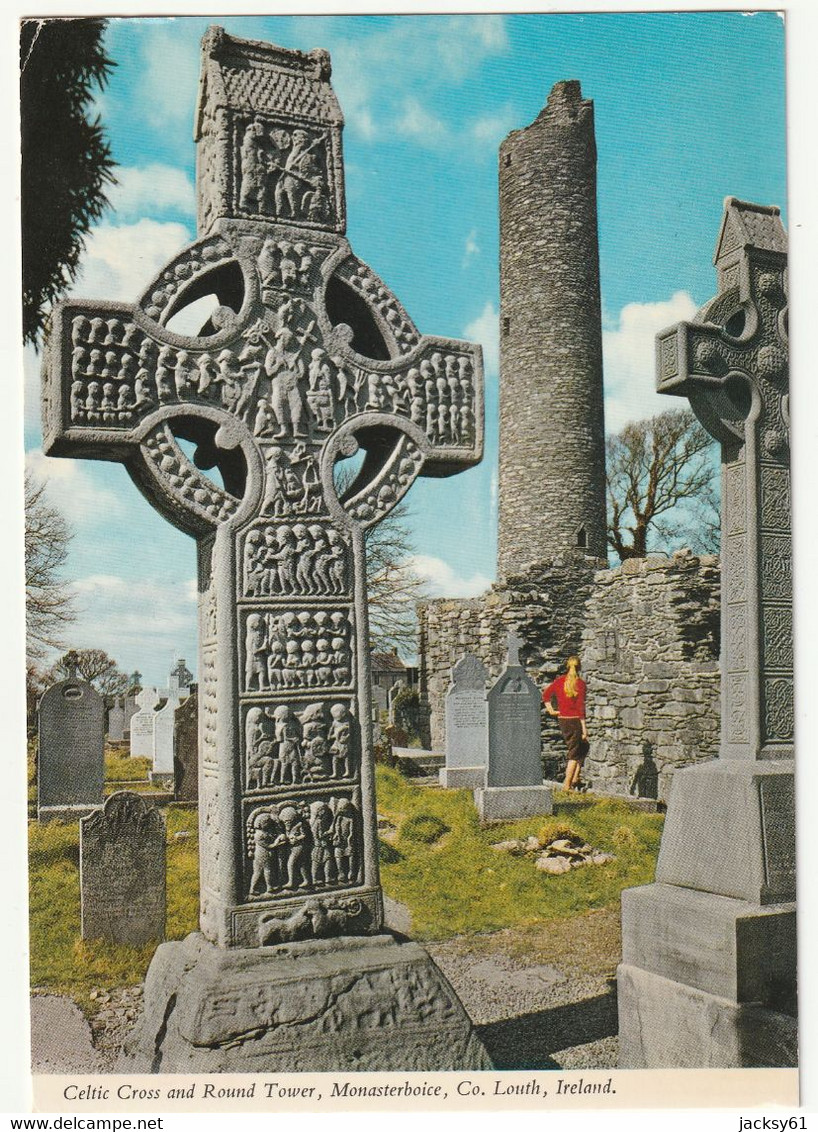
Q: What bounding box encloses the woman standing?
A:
[543,656,589,792]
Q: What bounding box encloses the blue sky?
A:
[23,11,787,686]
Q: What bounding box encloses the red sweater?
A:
[542,674,586,718]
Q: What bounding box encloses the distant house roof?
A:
[371,651,406,674]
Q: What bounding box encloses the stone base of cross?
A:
[617,199,795,1069]
[46,28,491,1071]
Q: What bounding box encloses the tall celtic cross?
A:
[43,27,483,948]
[657,198,790,762]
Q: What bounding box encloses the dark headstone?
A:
[38,677,104,821]
[174,693,198,802]
[80,791,166,945]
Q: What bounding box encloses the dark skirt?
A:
[559,717,588,764]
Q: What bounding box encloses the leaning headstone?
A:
[440,654,488,789]
[386,679,406,725]
[37,657,104,822]
[618,199,795,1068]
[129,687,160,758]
[173,693,198,802]
[80,791,166,945]
[474,632,553,821]
[107,697,125,742]
[44,28,489,1072]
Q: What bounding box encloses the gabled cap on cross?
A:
[656,197,788,455]
[195,26,345,236]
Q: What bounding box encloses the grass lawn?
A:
[28,806,199,1011]
[28,767,663,1009]
[375,766,664,938]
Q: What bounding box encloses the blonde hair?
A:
[564,655,581,698]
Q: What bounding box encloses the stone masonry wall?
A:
[419,549,721,797]
[498,80,607,577]
[581,550,721,799]
[418,551,602,763]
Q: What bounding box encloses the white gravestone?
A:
[440,654,488,790]
[107,696,125,742]
[129,687,160,758]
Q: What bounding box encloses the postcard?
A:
[13,4,809,1118]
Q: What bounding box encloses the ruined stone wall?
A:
[581,551,721,799]
[419,549,721,797]
[498,80,607,577]
[418,551,602,760]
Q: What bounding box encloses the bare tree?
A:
[25,471,76,659]
[335,462,428,656]
[606,408,719,561]
[48,648,129,695]
[364,501,428,656]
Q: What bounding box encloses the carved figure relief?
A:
[243,521,350,598]
[243,609,353,693]
[246,794,362,898]
[236,117,331,225]
[245,700,356,789]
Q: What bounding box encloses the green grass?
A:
[375,766,664,939]
[28,806,199,1011]
[104,749,152,783]
[28,766,663,1007]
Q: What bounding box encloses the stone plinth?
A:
[440,766,486,790]
[474,784,553,822]
[124,931,492,1073]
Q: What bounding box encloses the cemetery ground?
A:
[28,755,663,1071]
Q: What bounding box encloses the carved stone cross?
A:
[656,197,790,761]
[43,27,483,948]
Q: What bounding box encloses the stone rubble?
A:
[491,830,615,875]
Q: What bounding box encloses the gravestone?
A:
[439,653,488,789]
[474,632,553,821]
[80,791,166,945]
[618,199,796,1068]
[386,678,406,725]
[151,662,191,781]
[107,696,125,742]
[44,27,489,1072]
[129,686,160,758]
[122,691,139,737]
[37,655,104,822]
[174,693,199,802]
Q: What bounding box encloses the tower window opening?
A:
[576,525,587,549]
[503,153,511,167]
[502,316,511,337]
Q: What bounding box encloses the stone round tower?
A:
[498,80,607,579]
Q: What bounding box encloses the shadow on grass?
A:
[476,982,617,1070]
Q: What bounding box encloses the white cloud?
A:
[65,573,198,682]
[603,291,699,434]
[396,98,449,146]
[470,107,517,148]
[409,554,490,599]
[108,164,195,221]
[67,218,192,304]
[462,229,480,268]
[25,449,123,528]
[327,15,508,145]
[463,302,499,378]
